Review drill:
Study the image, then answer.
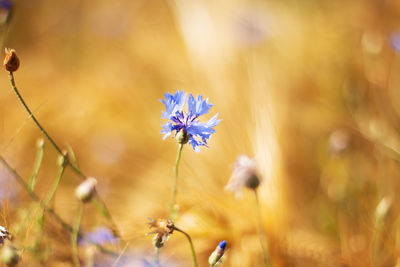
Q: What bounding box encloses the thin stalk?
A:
[252,190,270,267]
[170,144,183,220]
[8,72,63,155]
[0,155,119,257]
[154,247,160,267]
[7,72,124,243]
[111,243,129,267]
[28,139,45,192]
[174,227,198,267]
[72,203,84,267]
[43,164,65,207]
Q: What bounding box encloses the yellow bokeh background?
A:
[1,0,400,266]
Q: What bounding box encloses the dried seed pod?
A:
[3,48,19,72]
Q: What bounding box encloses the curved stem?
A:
[252,190,270,267]
[170,144,183,220]
[174,227,198,267]
[7,72,124,243]
[72,203,84,267]
[8,72,64,155]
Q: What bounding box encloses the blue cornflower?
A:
[78,227,119,246]
[160,90,221,152]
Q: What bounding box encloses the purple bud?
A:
[216,240,227,255]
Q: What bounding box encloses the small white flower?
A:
[225,155,261,198]
[75,177,97,203]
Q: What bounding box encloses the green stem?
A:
[175,227,198,267]
[7,72,124,243]
[154,247,160,267]
[72,203,84,267]
[170,144,183,220]
[253,190,270,267]
[43,165,65,207]
[28,139,45,192]
[0,155,119,257]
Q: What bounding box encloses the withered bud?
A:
[3,48,19,72]
[75,177,97,203]
[147,218,175,248]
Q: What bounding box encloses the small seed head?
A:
[75,177,97,203]
[3,48,19,72]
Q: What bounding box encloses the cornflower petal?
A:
[189,138,202,152]
[205,113,221,128]
[161,122,173,139]
[160,90,186,119]
[188,93,213,116]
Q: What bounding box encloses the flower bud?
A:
[208,241,226,266]
[175,129,189,144]
[3,48,19,72]
[36,138,45,149]
[1,246,18,267]
[75,177,97,203]
[57,151,68,167]
[375,197,392,221]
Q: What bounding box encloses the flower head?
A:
[146,218,175,248]
[160,90,221,152]
[225,155,261,198]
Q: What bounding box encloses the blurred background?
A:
[1,0,400,266]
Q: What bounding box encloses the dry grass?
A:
[1,0,400,266]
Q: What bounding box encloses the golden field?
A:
[0,0,400,266]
